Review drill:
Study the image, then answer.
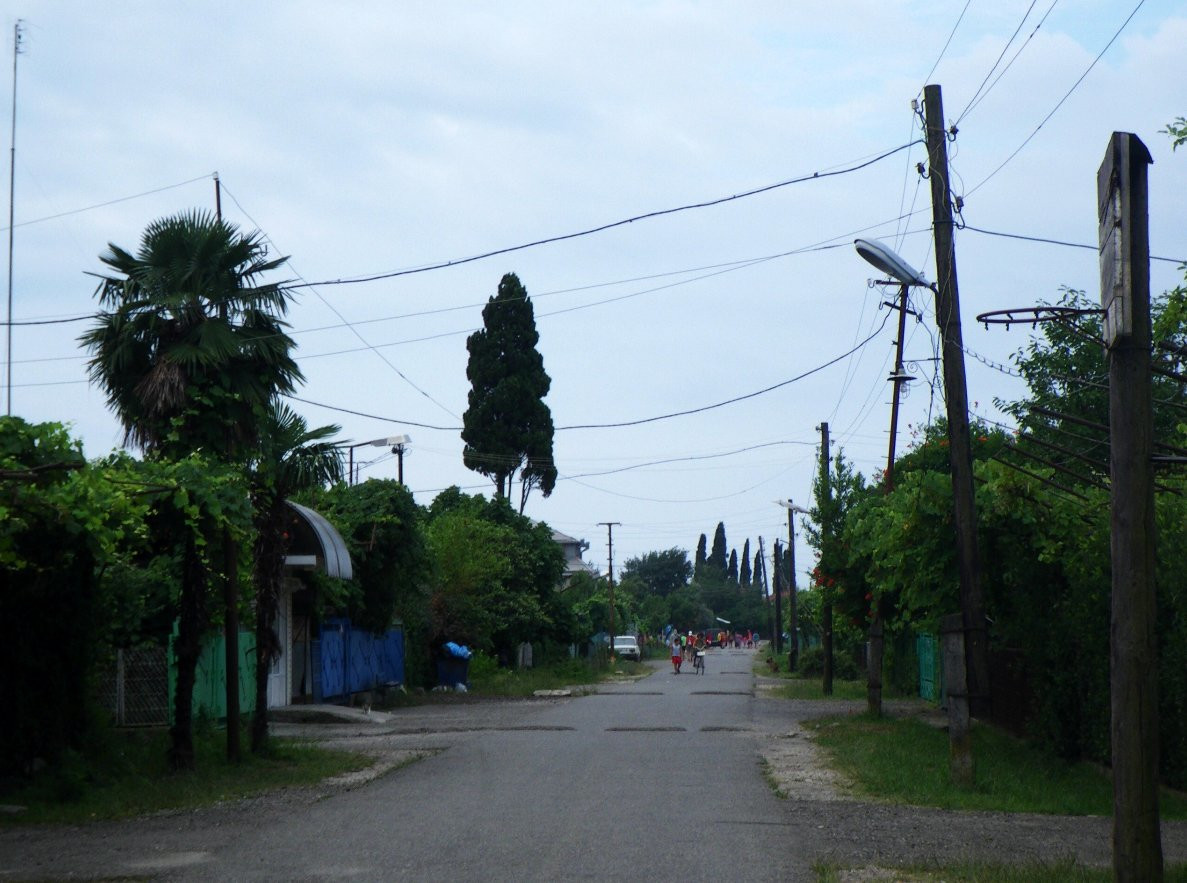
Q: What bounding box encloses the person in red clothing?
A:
[670,634,682,673]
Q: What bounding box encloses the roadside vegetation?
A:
[803,712,1187,820]
[0,723,372,826]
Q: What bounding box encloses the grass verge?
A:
[806,713,1187,819]
[813,858,1187,882]
[0,726,373,826]
[765,676,868,701]
[466,654,647,697]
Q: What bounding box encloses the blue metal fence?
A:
[314,619,404,702]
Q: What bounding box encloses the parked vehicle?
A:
[611,635,640,661]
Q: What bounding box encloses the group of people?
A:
[667,629,761,673]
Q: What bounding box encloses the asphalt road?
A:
[1,648,811,881]
[4,647,1187,881]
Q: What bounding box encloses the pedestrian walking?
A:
[670,635,682,674]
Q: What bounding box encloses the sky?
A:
[4,1,1186,584]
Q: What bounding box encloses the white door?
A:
[266,597,288,708]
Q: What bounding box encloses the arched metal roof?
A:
[284,500,353,580]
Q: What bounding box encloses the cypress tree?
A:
[727,549,739,584]
[708,522,728,578]
[740,539,752,586]
[694,533,708,575]
[462,273,557,512]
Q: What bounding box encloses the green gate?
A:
[917,633,940,702]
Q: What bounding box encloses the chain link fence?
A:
[95,647,169,727]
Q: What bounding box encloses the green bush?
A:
[797,646,860,680]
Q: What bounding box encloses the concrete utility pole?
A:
[1098,131,1162,882]
[599,522,621,651]
[922,83,991,718]
[818,421,833,696]
[777,499,808,671]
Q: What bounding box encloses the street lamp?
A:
[775,500,809,670]
[347,434,411,485]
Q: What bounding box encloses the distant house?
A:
[552,529,599,585]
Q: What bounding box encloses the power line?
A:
[285,312,892,434]
[917,0,973,96]
[955,0,1061,126]
[559,310,893,430]
[967,0,1147,197]
[0,173,213,232]
[963,223,1185,265]
[284,142,924,290]
[218,181,460,420]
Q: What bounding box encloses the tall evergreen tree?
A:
[727,549,739,584]
[694,533,708,575]
[708,522,728,578]
[740,539,752,586]
[461,273,557,513]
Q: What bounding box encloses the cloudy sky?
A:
[4,1,1186,581]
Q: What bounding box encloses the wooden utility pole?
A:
[599,522,621,651]
[922,83,990,718]
[772,538,783,657]
[818,421,833,696]
[1098,131,1161,882]
[867,284,912,716]
[785,502,804,672]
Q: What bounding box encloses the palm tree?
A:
[249,402,342,753]
[80,209,301,769]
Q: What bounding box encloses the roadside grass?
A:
[813,859,1187,882]
[466,654,645,697]
[806,713,1187,820]
[766,676,868,701]
[0,724,373,826]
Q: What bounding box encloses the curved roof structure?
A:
[284,500,353,580]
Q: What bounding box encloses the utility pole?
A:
[393,439,407,484]
[1099,131,1161,882]
[922,83,990,718]
[757,536,770,643]
[599,522,621,652]
[867,284,913,716]
[772,539,783,657]
[786,507,801,671]
[6,20,24,416]
[213,171,222,221]
[818,421,833,696]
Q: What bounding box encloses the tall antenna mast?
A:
[6,19,24,416]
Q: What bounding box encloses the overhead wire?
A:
[917,0,974,97]
[967,0,1148,198]
[955,0,1060,125]
[285,310,893,434]
[284,141,924,290]
[218,181,460,420]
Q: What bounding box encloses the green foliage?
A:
[310,479,428,635]
[461,273,557,511]
[80,209,301,459]
[707,521,728,577]
[797,645,861,680]
[1163,115,1187,151]
[620,547,691,596]
[422,489,566,656]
